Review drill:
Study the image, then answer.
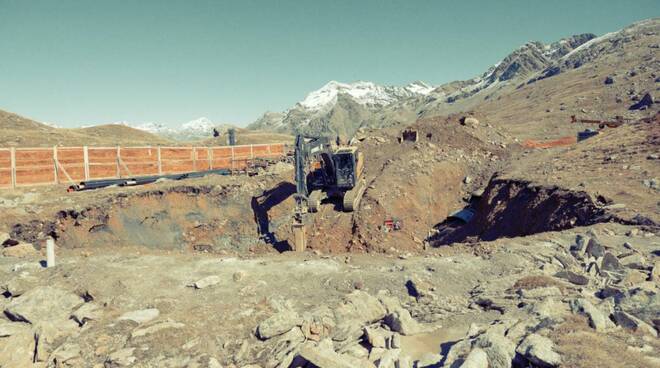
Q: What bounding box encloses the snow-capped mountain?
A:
[438,33,596,103]
[180,117,216,134]
[298,80,434,111]
[248,80,434,136]
[99,118,235,141]
[131,122,177,135]
[246,26,623,136]
[41,121,62,128]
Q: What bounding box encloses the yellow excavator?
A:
[291,135,366,251]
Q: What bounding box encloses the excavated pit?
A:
[8,184,290,254]
[429,175,630,245]
[8,174,624,255]
[6,169,639,256]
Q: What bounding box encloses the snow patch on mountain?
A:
[560,31,617,60]
[41,121,61,128]
[89,118,236,141]
[298,80,434,111]
[180,117,216,134]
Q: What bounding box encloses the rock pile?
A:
[253,290,436,368]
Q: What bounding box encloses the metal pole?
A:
[46,237,55,267]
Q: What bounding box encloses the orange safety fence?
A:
[522,136,577,149]
[0,143,287,189]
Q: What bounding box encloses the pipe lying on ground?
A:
[67,169,231,192]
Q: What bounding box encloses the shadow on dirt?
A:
[428,177,614,246]
[251,181,296,252]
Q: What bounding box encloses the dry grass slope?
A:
[0,109,172,147]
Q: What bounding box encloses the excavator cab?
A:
[333,148,358,189]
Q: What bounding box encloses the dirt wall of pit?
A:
[430,176,617,245]
[8,184,280,254]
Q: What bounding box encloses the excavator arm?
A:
[291,135,334,251]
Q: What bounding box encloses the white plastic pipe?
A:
[46,238,55,267]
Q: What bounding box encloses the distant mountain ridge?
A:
[247,80,435,137]
[107,117,236,141]
[247,23,660,136]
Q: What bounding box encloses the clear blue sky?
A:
[0,1,657,127]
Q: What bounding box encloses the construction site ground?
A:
[0,113,659,368]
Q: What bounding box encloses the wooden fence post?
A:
[208,147,213,170]
[83,146,90,180]
[53,146,59,184]
[157,146,162,175]
[192,147,197,172]
[231,146,235,170]
[116,146,121,178]
[10,147,16,189]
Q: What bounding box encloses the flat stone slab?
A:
[4,286,83,324]
[118,308,160,324]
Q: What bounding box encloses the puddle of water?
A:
[399,311,500,360]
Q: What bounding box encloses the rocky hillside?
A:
[247,81,434,137]
[443,18,660,139]
[248,18,659,138]
[436,33,596,104]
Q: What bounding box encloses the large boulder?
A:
[416,352,443,368]
[612,311,657,337]
[629,92,653,110]
[257,309,301,340]
[33,320,80,363]
[652,261,660,282]
[384,308,427,336]
[1,275,39,297]
[460,117,480,127]
[189,275,221,289]
[4,286,83,324]
[0,325,35,367]
[516,333,561,367]
[459,348,489,368]
[585,238,605,258]
[473,331,516,368]
[298,342,376,368]
[613,289,660,327]
[554,270,589,286]
[1,242,38,258]
[334,291,386,329]
[600,252,624,274]
[71,302,103,326]
[569,298,614,331]
[50,343,82,367]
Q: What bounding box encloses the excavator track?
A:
[342,179,366,212]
